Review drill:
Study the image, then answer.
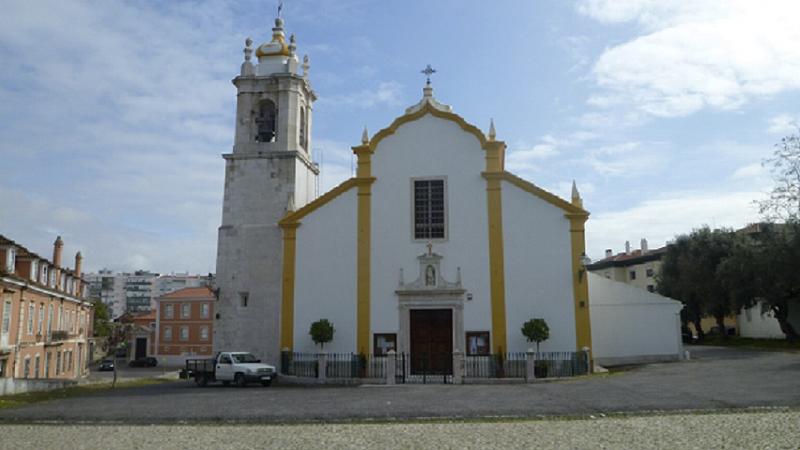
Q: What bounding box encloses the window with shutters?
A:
[413,178,446,240]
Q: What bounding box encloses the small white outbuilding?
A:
[588,273,683,366]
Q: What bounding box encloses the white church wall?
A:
[588,273,683,366]
[293,188,358,353]
[502,182,577,353]
[370,114,492,349]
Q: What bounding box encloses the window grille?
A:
[414,179,445,239]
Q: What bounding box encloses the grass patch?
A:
[0,377,175,410]
[697,336,800,351]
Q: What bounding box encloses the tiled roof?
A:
[0,233,85,280]
[587,246,666,270]
[159,286,214,299]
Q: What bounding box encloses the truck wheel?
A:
[260,380,272,387]
[222,381,230,387]
[234,373,246,387]
[195,375,208,387]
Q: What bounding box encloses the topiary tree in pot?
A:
[522,318,550,378]
[309,319,335,350]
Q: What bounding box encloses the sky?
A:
[1,0,799,274]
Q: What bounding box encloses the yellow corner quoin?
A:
[356,179,373,355]
[567,212,592,353]
[279,223,299,350]
[485,174,508,354]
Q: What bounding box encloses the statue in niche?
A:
[425,265,436,286]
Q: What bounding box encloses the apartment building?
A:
[155,286,214,365]
[0,235,94,380]
[85,271,212,318]
[587,239,665,293]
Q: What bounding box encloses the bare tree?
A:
[759,127,800,221]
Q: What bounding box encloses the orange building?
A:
[0,235,94,380]
[155,286,214,365]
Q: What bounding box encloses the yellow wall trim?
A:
[485,176,507,353]
[366,102,490,154]
[567,213,592,353]
[498,171,588,215]
[356,178,374,354]
[280,178,361,226]
[279,223,299,350]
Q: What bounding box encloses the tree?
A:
[92,300,111,340]
[521,318,550,353]
[309,319,335,350]
[657,227,738,340]
[720,223,800,341]
[758,127,800,221]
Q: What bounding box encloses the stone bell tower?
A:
[214,16,318,364]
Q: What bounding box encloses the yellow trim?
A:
[279,223,299,350]
[280,178,361,226]
[567,213,593,353]
[499,171,588,215]
[485,176,507,354]
[367,102,490,153]
[356,178,373,354]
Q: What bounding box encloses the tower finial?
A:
[571,180,583,207]
[302,54,310,77]
[361,126,369,145]
[488,118,496,141]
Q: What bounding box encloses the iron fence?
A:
[324,353,388,379]
[280,350,589,381]
[534,351,589,378]
[464,352,527,378]
[280,352,318,377]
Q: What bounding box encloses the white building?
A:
[214,17,592,371]
[588,273,683,366]
[85,270,212,318]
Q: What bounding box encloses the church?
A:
[213,17,593,369]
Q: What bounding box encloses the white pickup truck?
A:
[186,352,276,387]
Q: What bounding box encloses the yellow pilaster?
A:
[353,143,374,355]
[567,213,592,352]
[279,223,299,350]
[483,139,508,354]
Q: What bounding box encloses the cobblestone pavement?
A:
[1,410,798,449]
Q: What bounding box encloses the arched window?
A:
[299,107,306,149]
[255,99,277,142]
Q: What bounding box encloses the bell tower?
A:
[214,16,318,364]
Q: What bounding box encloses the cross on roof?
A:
[421,64,436,85]
[426,241,433,255]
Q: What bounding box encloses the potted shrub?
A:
[309,319,334,350]
[522,318,550,378]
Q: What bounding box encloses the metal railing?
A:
[280,350,590,382]
[464,352,527,378]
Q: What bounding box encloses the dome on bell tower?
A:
[256,18,291,59]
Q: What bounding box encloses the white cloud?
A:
[767,114,800,135]
[577,0,800,117]
[586,188,765,260]
[731,163,764,180]
[584,141,666,177]
[319,81,404,109]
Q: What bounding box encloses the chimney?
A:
[624,240,631,255]
[53,236,64,267]
[605,249,613,259]
[74,252,83,295]
[641,238,648,254]
[74,252,83,277]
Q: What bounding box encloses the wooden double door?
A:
[409,309,453,375]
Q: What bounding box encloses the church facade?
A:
[215,18,592,367]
